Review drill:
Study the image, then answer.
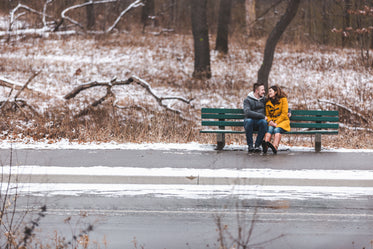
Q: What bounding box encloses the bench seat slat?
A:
[291,110,339,116]
[202,121,244,126]
[200,130,245,134]
[202,122,339,129]
[287,130,339,135]
[290,116,339,122]
[201,108,244,114]
[201,114,245,119]
[291,123,339,129]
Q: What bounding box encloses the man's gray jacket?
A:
[243,92,266,120]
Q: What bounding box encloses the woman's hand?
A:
[269,120,277,127]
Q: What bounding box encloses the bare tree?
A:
[190,0,211,79]
[215,0,232,54]
[245,0,256,36]
[342,0,351,47]
[86,0,96,30]
[257,0,300,90]
[141,0,155,32]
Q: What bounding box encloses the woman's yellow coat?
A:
[265,97,290,132]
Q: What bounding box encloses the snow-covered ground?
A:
[5,183,373,200]
[1,139,373,152]
[1,13,373,149]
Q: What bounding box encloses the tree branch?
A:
[318,99,369,123]
[64,78,133,99]
[9,3,54,32]
[106,0,144,33]
[14,71,41,100]
[0,73,41,117]
[64,76,193,120]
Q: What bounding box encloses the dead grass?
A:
[0,32,372,149]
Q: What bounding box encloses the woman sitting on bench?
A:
[263,85,290,154]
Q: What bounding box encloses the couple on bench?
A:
[243,83,291,154]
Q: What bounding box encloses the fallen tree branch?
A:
[64,77,133,99]
[339,123,373,133]
[64,76,193,120]
[114,102,147,112]
[131,75,193,118]
[9,2,54,32]
[0,77,25,91]
[0,75,43,97]
[318,99,369,124]
[60,0,143,33]
[14,71,41,100]
[131,75,191,104]
[0,72,41,117]
[3,0,142,37]
[106,0,144,32]
[77,85,116,117]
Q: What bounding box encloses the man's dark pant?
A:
[243,118,267,147]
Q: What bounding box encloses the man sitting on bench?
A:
[243,83,267,153]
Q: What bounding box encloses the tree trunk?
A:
[257,0,300,90]
[321,0,329,44]
[169,0,177,28]
[86,0,95,30]
[141,0,155,32]
[191,0,211,79]
[342,0,351,47]
[215,0,232,54]
[245,0,256,36]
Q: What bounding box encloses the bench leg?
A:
[216,133,225,150]
[315,134,321,152]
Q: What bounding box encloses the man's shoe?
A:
[254,145,261,153]
[262,140,268,153]
[248,145,254,153]
[267,142,277,154]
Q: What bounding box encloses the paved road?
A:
[18,195,373,249]
[1,148,373,249]
[1,148,373,170]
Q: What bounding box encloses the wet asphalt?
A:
[1,148,372,170]
[1,148,373,249]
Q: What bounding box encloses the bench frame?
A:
[200,108,339,152]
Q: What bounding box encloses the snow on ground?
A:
[1,35,371,114]
[5,165,373,180]
[0,138,372,152]
[4,183,373,200]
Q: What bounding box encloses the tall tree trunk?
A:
[342,0,351,47]
[306,0,312,41]
[86,0,95,30]
[245,0,256,36]
[169,0,177,28]
[257,0,300,90]
[321,0,329,44]
[215,0,232,54]
[191,0,211,79]
[141,0,155,32]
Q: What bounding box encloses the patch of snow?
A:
[0,139,372,152]
[4,183,373,200]
[5,165,373,180]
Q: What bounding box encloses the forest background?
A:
[0,0,373,150]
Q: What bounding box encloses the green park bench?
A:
[200,108,339,152]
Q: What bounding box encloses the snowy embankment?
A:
[1,139,373,152]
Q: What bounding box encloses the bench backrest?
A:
[201,108,339,131]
